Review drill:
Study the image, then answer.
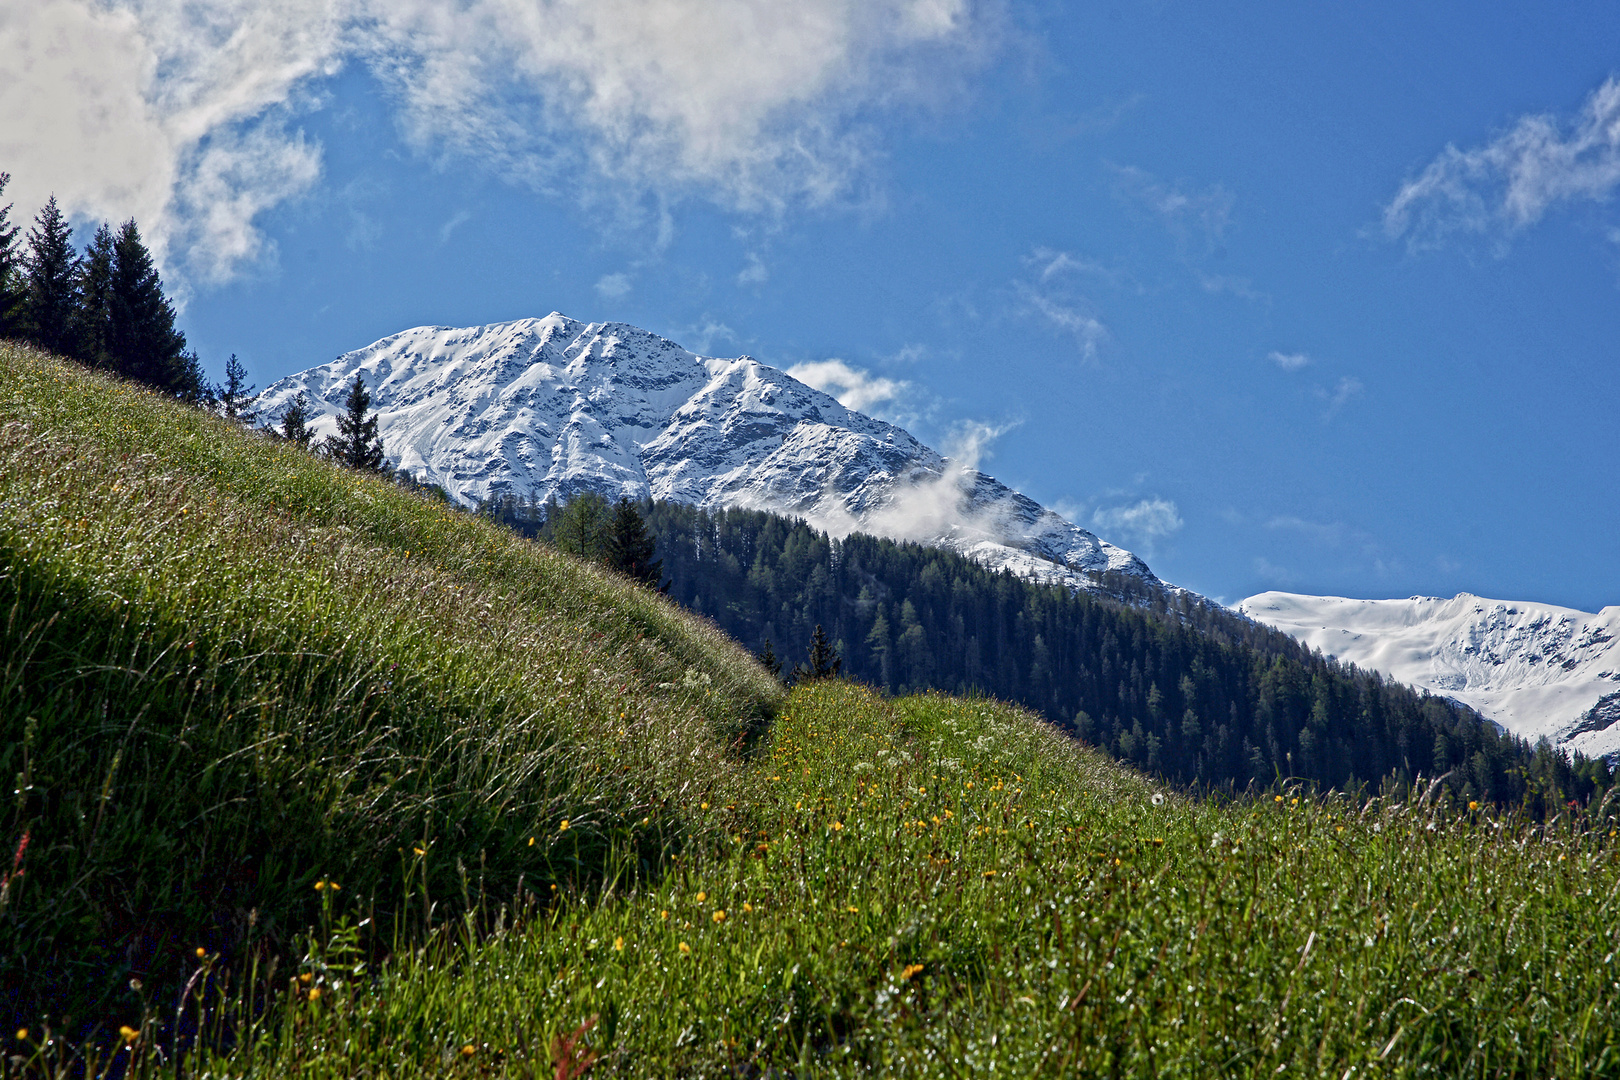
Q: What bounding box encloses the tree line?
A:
[628,500,1608,809]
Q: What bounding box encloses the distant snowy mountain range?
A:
[258,313,1163,596]
[1240,592,1620,761]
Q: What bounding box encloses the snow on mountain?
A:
[1238,591,1620,760]
[257,314,1162,594]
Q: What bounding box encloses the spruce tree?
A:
[217,354,257,421]
[603,497,664,588]
[278,392,317,447]
[757,639,783,680]
[0,173,23,339]
[802,623,842,681]
[107,219,190,394]
[322,374,387,471]
[76,224,115,367]
[22,196,80,356]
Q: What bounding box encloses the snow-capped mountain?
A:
[258,314,1162,594]
[1238,592,1620,760]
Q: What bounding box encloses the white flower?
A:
[1151,793,1165,807]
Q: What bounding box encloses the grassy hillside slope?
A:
[0,343,781,1020]
[5,344,1620,1077]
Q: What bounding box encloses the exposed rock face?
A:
[259,313,1162,595]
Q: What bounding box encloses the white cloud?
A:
[438,208,471,243]
[1383,76,1620,250]
[1091,497,1184,546]
[1268,350,1311,371]
[785,358,910,413]
[595,272,632,299]
[0,0,985,284]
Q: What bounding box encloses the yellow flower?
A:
[1275,795,1284,804]
[846,905,859,913]
[195,947,207,959]
[308,987,322,1002]
[613,937,625,952]
[641,817,650,826]
[701,802,709,810]
[314,880,326,891]
[414,846,426,855]
[901,964,924,980]
[1290,798,1299,807]
[742,902,753,913]
[830,821,844,831]
[15,1029,28,1042]
[696,891,707,903]
[982,870,997,877]
[461,1045,475,1056]
[119,1025,138,1043]
[713,910,726,923]
[558,820,570,832]
[678,942,691,955]
[1468,800,1480,811]
[299,972,313,984]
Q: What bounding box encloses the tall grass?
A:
[0,343,780,1027]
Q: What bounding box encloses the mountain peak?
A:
[259,315,1165,596]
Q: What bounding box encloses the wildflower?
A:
[195,947,207,959]
[660,910,669,920]
[461,1045,475,1057]
[696,891,707,903]
[701,802,709,810]
[1275,795,1284,804]
[642,817,650,826]
[742,902,753,913]
[119,1026,138,1043]
[678,942,691,955]
[415,846,427,855]
[299,972,313,984]
[16,1029,28,1042]
[1468,801,1480,811]
[982,870,997,877]
[830,821,844,832]
[308,988,322,1002]
[1291,798,1299,807]
[558,820,570,832]
[846,905,859,913]
[1151,793,1165,807]
[713,910,726,923]
[314,880,327,891]
[902,964,924,980]
[613,937,625,952]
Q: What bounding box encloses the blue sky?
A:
[4,0,1617,610]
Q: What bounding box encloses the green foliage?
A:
[0,173,27,340]
[105,219,198,399]
[217,353,257,421]
[0,343,781,1027]
[643,503,1608,808]
[552,491,611,560]
[321,373,387,471]
[278,391,316,446]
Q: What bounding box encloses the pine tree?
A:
[801,623,842,681]
[757,639,783,680]
[75,224,115,367]
[217,354,257,421]
[603,497,665,589]
[0,173,23,339]
[22,196,80,356]
[322,375,387,471]
[278,392,317,446]
[107,219,191,394]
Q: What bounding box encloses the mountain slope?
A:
[257,314,1161,595]
[1239,591,1620,759]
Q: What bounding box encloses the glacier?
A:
[1239,591,1620,760]
[257,313,1164,596]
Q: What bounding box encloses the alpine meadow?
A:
[3,343,1620,1076]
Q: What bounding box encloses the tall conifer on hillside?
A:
[76,224,115,367]
[552,492,610,560]
[322,375,387,471]
[0,173,24,339]
[218,353,257,421]
[278,392,317,446]
[23,196,81,357]
[604,497,665,589]
[107,219,197,397]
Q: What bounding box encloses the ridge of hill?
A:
[256,314,1165,599]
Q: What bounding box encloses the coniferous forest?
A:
[616,501,1605,808]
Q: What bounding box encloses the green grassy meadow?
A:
[4,343,1620,1076]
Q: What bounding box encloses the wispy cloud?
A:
[1268,350,1311,371]
[595,272,632,299]
[785,358,911,413]
[0,0,989,285]
[438,208,471,243]
[1111,164,1233,249]
[1318,375,1364,418]
[1091,497,1184,550]
[1015,248,1110,359]
[1383,75,1620,251]
[737,252,769,287]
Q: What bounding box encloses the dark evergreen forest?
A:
[615,501,1604,808]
